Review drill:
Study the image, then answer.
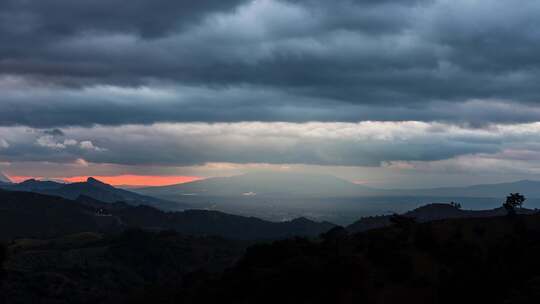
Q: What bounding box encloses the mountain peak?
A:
[86,177,111,187]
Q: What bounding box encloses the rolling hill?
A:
[0,190,335,240]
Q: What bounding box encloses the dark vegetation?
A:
[504,192,526,216]
[144,213,540,304]
[2,190,540,303]
[0,230,248,303]
[5,212,539,303]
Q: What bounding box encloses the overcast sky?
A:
[2,0,540,187]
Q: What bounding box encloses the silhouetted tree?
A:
[450,201,462,209]
[503,193,526,216]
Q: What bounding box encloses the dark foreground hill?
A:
[0,190,334,240]
[5,213,540,303]
[0,230,248,304]
[149,213,540,304]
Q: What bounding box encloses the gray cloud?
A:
[1,122,536,167]
[42,129,65,137]
[3,121,540,188]
[2,82,540,127]
[1,0,540,127]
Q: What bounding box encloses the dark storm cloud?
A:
[2,0,540,127]
[0,0,246,38]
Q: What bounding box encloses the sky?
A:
[2,0,540,188]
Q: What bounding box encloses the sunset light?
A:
[10,175,203,187]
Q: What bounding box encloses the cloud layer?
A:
[0,122,538,167]
[3,121,540,187]
[1,0,540,127]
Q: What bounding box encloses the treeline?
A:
[128,213,540,304]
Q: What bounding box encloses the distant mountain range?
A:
[1,182,537,241]
[0,190,335,240]
[132,172,540,223]
[0,179,537,240]
[389,179,540,198]
[0,177,187,210]
[136,171,373,198]
[4,172,540,225]
[137,172,540,199]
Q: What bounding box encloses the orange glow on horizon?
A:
[10,175,203,187]
[9,176,42,183]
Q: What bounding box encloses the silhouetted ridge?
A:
[290,217,313,224]
[17,179,63,190]
[347,202,537,233]
[86,177,111,187]
[0,177,187,210]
